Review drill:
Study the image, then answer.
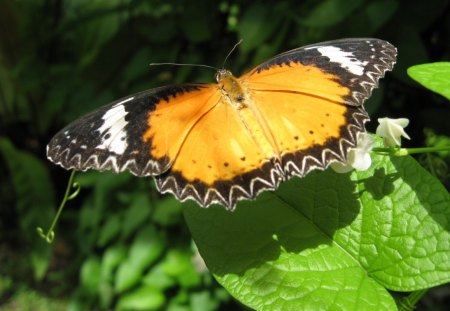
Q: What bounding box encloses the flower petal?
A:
[376,117,410,147]
[330,133,374,173]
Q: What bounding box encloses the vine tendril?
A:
[37,170,80,243]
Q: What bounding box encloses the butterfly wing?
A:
[47,84,217,176]
[243,38,397,106]
[47,83,283,209]
[241,38,396,177]
[153,95,284,208]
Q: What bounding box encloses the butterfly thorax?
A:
[216,69,246,109]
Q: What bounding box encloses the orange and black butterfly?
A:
[47,38,397,209]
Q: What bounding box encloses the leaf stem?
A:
[36,170,80,243]
[373,145,450,156]
[398,289,428,311]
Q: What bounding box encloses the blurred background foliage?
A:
[0,0,449,310]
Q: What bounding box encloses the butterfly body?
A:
[216,69,247,107]
[47,38,397,209]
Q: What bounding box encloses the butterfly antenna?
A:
[222,39,243,69]
[149,62,218,71]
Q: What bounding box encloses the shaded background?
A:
[1,0,449,310]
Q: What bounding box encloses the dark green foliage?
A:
[0,0,449,310]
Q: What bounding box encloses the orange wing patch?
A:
[248,90,348,153]
[143,86,217,167]
[153,84,284,207]
[144,85,277,185]
[243,63,351,104]
[249,88,367,177]
[168,103,276,184]
[244,62,368,178]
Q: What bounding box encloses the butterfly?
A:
[47,38,397,210]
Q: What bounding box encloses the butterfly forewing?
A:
[47,84,208,176]
[245,38,397,106]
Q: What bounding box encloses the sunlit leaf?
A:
[116,285,165,311]
[184,144,450,310]
[162,249,202,288]
[115,260,143,293]
[408,62,450,100]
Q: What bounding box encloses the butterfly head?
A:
[215,69,233,83]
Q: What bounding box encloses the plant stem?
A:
[36,170,80,243]
[373,145,450,156]
[398,289,428,311]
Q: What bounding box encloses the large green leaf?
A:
[184,151,450,310]
[407,62,450,100]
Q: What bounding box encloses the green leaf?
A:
[121,194,152,239]
[98,280,114,310]
[190,291,221,311]
[80,256,101,295]
[364,0,399,33]
[116,285,165,311]
[407,62,450,100]
[180,4,213,43]
[237,3,283,53]
[142,262,176,290]
[66,0,129,68]
[299,0,365,27]
[115,260,143,293]
[162,249,201,288]
[97,213,122,247]
[183,151,450,310]
[78,172,131,244]
[128,225,165,270]
[101,245,127,282]
[115,225,165,293]
[152,196,182,226]
[99,246,127,308]
[137,16,176,44]
[0,137,54,280]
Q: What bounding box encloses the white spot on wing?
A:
[317,46,368,76]
[96,96,134,154]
